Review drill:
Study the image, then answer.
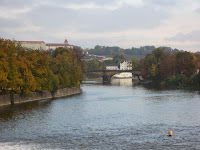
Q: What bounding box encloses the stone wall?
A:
[0,87,81,107]
[0,94,11,106]
[52,87,82,98]
[14,91,53,104]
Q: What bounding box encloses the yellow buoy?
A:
[168,130,172,136]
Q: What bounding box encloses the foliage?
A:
[84,60,105,72]
[160,75,189,88]
[113,54,125,64]
[175,51,197,77]
[0,39,83,94]
[88,45,182,60]
[141,47,200,89]
[141,48,165,81]
[88,45,154,60]
[132,58,141,70]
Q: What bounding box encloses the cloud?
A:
[195,8,200,13]
[26,3,167,33]
[0,0,200,51]
[166,30,200,42]
[147,0,179,6]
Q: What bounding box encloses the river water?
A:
[0,78,200,149]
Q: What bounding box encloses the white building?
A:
[120,61,132,70]
[113,61,132,78]
[106,65,119,70]
[14,41,46,51]
[14,39,73,51]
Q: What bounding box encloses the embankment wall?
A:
[0,87,81,107]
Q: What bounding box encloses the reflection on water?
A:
[111,78,133,86]
[0,100,51,122]
[0,79,200,149]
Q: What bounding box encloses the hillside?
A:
[87,45,182,60]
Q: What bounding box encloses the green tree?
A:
[113,54,125,64]
[132,58,141,70]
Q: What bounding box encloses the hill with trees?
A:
[87,45,181,60]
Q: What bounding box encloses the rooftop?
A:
[15,41,45,44]
[46,43,70,46]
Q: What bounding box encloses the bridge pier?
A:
[102,74,111,83]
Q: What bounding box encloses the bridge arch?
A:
[84,70,142,83]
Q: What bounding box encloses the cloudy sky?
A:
[0,0,200,51]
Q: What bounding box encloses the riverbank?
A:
[0,87,82,107]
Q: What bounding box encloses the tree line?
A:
[0,39,83,94]
[135,48,200,89]
[87,45,183,60]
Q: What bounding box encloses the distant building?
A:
[14,39,73,51]
[106,65,119,70]
[120,61,132,70]
[46,39,73,50]
[14,41,46,51]
[106,61,132,71]
[112,60,132,78]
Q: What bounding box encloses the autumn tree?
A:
[51,47,83,88]
[175,52,197,77]
[159,53,176,79]
[0,39,83,95]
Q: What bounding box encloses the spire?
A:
[64,39,68,44]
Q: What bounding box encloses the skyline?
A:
[0,0,200,51]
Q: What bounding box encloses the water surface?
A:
[0,79,200,149]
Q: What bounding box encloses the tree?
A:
[160,53,176,79]
[132,58,141,70]
[17,55,37,94]
[51,47,83,88]
[141,48,165,81]
[0,39,83,95]
[175,52,197,77]
[113,54,125,64]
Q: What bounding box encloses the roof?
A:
[120,60,128,63]
[106,65,118,67]
[46,43,70,46]
[15,41,45,44]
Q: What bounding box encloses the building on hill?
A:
[46,39,73,50]
[14,41,46,51]
[14,39,73,51]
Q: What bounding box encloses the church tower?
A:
[64,39,68,45]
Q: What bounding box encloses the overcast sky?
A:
[0,0,200,51]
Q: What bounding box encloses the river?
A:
[0,78,200,149]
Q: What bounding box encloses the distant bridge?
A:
[85,70,142,83]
